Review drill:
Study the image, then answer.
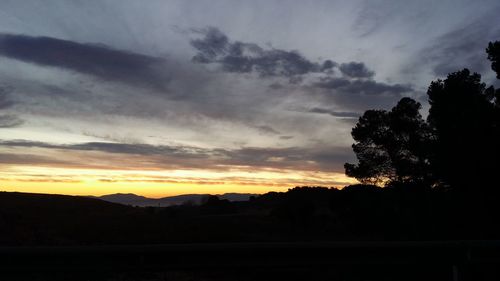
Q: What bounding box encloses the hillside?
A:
[0,191,157,245]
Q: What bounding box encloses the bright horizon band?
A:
[0,166,356,198]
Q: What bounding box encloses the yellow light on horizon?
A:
[0,165,357,198]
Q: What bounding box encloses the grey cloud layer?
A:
[339,62,374,78]
[0,140,354,172]
[315,77,412,95]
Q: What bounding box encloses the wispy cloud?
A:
[0,115,23,128]
[307,107,360,118]
[0,86,23,128]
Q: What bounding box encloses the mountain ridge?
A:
[95,192,258,207]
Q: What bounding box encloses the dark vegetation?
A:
[1,184,500,246]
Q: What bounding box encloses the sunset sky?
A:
[1,0,499,197]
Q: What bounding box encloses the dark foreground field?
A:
[2,187,500,280]
[2,241,500,280]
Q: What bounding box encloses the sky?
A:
[0,0,499,197]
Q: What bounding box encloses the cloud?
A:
[309,76,416,112]
[188,27,408,117]
[0,175,82,184]
[0,86,23,128]
[0,140,353,173]
[415,13,500,77]
[222,146,354,171]
[0,29,394,141]
[339,62,375,78]
[0,115,23,128]
[0,153,71,166]
[268,83,284,90]
[307,107,360,118]
[0,87,15,109]
[314,77,412,96]
[190,27,336,79]
[0,33,168,90]
[254,125,281,135]
[0,140,212,157]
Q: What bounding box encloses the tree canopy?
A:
[487,41,500,79]
[346,41,500,191]
[427,69,498,191]
[345,97,431,186]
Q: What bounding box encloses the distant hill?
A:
[96,192,257,207]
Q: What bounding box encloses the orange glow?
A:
[0,165,356,198]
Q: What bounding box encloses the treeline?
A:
[2,185,500,246]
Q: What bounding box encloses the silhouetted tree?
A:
[486,41,500,109]
[487,41,500,79]
[427,69,497,191]
[345,98,432,186]
[201,195,234,214]
[347,41,500,192]
[345,109,392,185]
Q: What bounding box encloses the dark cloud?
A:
[0,115,23,128]
[190,27,231,62]
[0,34,168,90]
[314,77,351,88]
[190,27,336,79]
[0,140,213,158]
[307,107,360,118]
[321,60,337,72]
[314,77,413,96]
[310,77,415,112]
[339,62,375,78]
[279,135,294,140]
